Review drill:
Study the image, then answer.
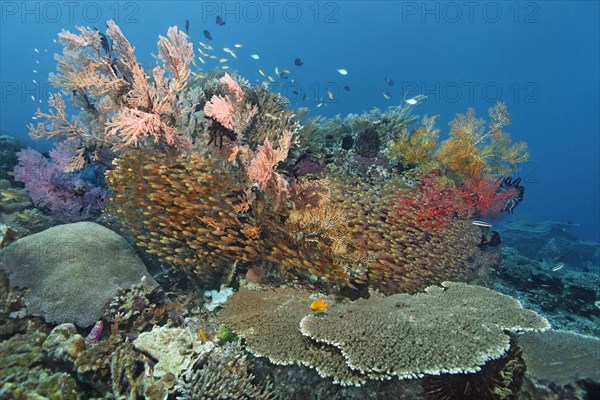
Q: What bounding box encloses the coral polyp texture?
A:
[218,283,549,386]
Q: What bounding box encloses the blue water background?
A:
[1,1,598,241]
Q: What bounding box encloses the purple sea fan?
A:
[13,146,110,222]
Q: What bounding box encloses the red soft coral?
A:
[457,175,518,219]
[395,176,470,233]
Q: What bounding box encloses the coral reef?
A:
[499,219,599,271]
[248,355,424,400]
[30,21,194,158]
[436,103,529,180]
[0,330,83,400]
[514,330,600,400]
[0,18,554,400]
[110,342,157,399]
[495,246,599,335]
[0,222,157,326]
[133,325,215,379]
[105,149,260,282]
[5,208,55,235]
[0,223,27,248]
[106,150,362,287]
[300,282,548,380]
[0,179,32,218]
[218,287,367,386]
[219,283,549,386]
[0,135,24,184]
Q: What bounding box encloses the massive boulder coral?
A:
[218,283,549,386]
[0,222,156,326]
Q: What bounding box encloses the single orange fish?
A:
[310,299,328,312]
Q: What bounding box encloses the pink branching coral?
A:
[106,108,175,147]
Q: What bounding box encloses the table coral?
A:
[218,283,549,386]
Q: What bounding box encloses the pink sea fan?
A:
[204,94,236,130]
[247,138,289,199]
[105,108,175,146]
[220,73,244,103]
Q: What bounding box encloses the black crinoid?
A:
[422,341,525,400]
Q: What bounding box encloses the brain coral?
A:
[219,283,549,386]
[0,222,156,326]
